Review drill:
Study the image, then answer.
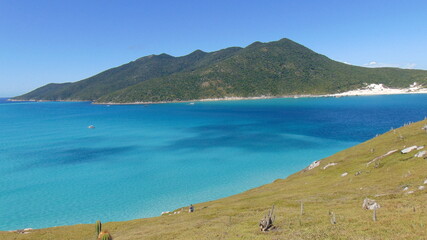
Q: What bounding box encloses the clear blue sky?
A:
[1,0,427,97]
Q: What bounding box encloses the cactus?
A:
[95,220,102,237]
[98,231,113,240]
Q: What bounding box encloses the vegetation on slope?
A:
[2,119,426,239]
[15,38,427,103]
[15,47,241,101]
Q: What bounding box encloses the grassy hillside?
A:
[15,38,427,103]
[2,119,426,239]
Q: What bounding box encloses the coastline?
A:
[94,85,427,105]
[12,84,427,105]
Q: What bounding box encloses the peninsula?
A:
[13,38,427,104]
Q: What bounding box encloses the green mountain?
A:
[14,38,427,103]
[15,47,241,101]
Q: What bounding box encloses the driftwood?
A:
[362,198,380,210]
[367,149,398,166]
[373,208,377,222]
[259,205,276,232]
[329,211,336,224]
[300,201,304,216]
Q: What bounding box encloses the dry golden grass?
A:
[2,120,427,240]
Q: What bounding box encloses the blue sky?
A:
[1,0,427,97]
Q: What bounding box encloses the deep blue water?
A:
[0,95,427,230]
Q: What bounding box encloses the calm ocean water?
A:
[1,95,427,230]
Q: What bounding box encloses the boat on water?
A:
[88,125,95,129]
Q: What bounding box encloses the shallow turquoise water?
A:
[1,95,427,230]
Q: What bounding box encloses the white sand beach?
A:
[329,82,427,97]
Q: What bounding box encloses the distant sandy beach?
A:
[9,83,427,105]
[95,83,427,105]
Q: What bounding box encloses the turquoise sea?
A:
[1,95,427,230]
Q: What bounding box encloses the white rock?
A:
[419,186,425,190]
[161,211,170,215]
[407,191,414,194]
[403,187,409,191]
[23,228,33,231]
[323,163,337,169]
[414,150,426,158]
[416,146,424,150]
[401,146,418,154]
[341,172,348,177]
[306,160,320,170]
[424,179,427,184]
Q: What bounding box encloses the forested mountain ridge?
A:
[15,38,427,103]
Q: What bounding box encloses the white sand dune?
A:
[330,83,427,97]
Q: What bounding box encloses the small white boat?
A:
[188,102,195,105]
[88,125,95,129]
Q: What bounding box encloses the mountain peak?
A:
[184,49,207,58]
[191,49,206,54]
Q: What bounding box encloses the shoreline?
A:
[10,85,427,105]
[94,88,427,105]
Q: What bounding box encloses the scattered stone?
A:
[424,179,427,184]
[362,198,380,210]
[341,172,348,177]
[403,187,409,191]
[417,146,425,150]
[161,211,170,215]
[401,146,418,154]
[419,186,425,190]
[306,160,320,170]
[323,162,337,169]
[414,150,426,158]
[355,171,362,176]
[407,191,414,194]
